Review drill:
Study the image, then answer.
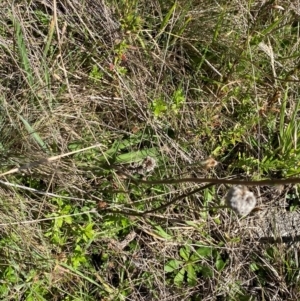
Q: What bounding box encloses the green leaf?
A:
[55,217,63,228]
[154,225,172,240]
[164,259,182,272]
[61,205,71,214]
[152,98,167,117]
[187,264,197,286]
[195,246,212,258]
[179,246,190,261]
[158,2,177,35]
[83,223,95,240]
[250,262,259,272]
[214,217,221,225]
[174,267,185,286]
[43,16,55,59]
[18,114,49,153]
[185,220,198,227]
[13,19,34,86]
[199,265,213,278]
[115,148,159,164]
[215,258,226,271]
[171,88,185,113]
[63,216,73,224]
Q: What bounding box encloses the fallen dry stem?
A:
[118,169,300,186]
[0,143,102,177]
[1,148,300,188]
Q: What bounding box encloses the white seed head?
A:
[225,185,257,216]
[142,156,157,173]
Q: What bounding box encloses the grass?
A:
[1,0,300,300]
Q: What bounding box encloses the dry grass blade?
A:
[0,143,102,177]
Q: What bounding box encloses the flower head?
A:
[225,185,257,216]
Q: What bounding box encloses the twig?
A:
[117,169,300,186]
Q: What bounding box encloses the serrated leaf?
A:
[250,262,259,272]
[174,267,185,286]
[179,246,190,261]
[195,246,212,258]
[55,217,63,228]
[83,223,95,239]
[187,264,197,286]
[115,148,159,164]
[64,216,73,224]
[164,259,182,272]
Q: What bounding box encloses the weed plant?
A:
[0,0,300,300]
